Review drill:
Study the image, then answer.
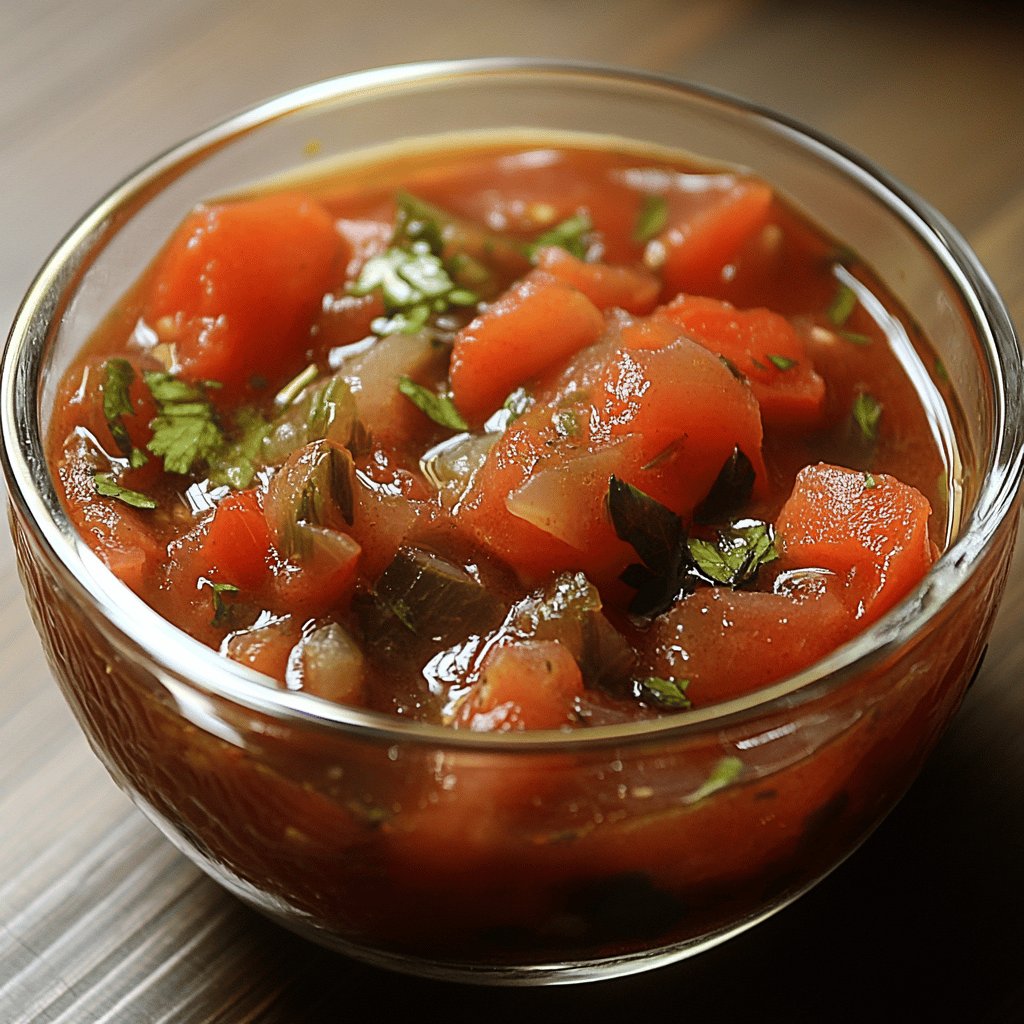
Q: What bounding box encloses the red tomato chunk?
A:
[49,141,953,729]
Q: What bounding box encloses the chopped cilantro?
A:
[863,471,878,489]
[639,676,691,709]
[632,194,668,243]
[688,520,778,587]
[207,408,270,490]
[398,376,469,431]
[93,472,157,509]
[828,282,857,326]
[349,241,478,336]
[840,331,872,346]
[852,391,882,442]
[526,211,593,262]
[767,354,797,371]
[100,359,147,468]
[205,580,240,626]
[607,476,694,619]
[687,756,744,804]
[143,371,224,475]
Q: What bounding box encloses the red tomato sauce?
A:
[47,140,955,729]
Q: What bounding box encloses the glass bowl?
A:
[3,60,1023,986]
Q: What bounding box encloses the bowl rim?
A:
[3,56,1023,752]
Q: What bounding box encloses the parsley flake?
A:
[633,194,668,243]
[852,391,883,442]
[687,756,744,804]
[863,471,878,489]
[144,371,224,475]
[93,472,157,509]
[100,359,147,468]
[639,676,691,709]
[526,212,593,262]
[204,580,240,626]
[767,354,797,371]
[828,282,857,326]
[398,376,469,431]
[688,520,778,587]
[607,476,694,619]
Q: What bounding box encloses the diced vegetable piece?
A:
[145,193,339,396]
[285,622,365,705]
[451,639,584,731]
[221,613,302,680]
[270,526,362,614]
[372,546,505,644]
[457,330,765,583]
[534,246,660,314]
[655,295,825,427]
[657,181,774,300]
[775,464,935,624]
[641,587,853,705]
[198,489,274,590]
[449,271,605,422]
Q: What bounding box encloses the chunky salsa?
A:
[49,139,953,730]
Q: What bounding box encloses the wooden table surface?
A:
[2,3,1023,1021]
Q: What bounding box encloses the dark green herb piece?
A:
[852,391,882,442]
[767,354,796,371]
[693,448,755,524]
[398,376,469,431]
[101,359,147,467]
[863,471,878,489]
[633,194,668,243]
[688,520,778,587]
[144,371,224,475]
[607,476,694,619]
[687,756,744,804]
[93,472,157,510]
[526,212,593,262]
[207,581,240,626]
[638,676,691,709]
[827,282,857,326]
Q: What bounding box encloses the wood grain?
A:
[1,2,1022,1021]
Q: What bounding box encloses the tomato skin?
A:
[452,640,584,731]
[775,464,935,624]
[534,247,660,314]
[655,295,825,428]
[449,271,605,423]
[145,193,340,399]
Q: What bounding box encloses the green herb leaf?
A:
[398,376,469,431]
[144,371,224,475]
[767,354,797,371]
[639,676,691,709]
[206,581,240,626]
[93,471,157,509]
[207,408,270,490]
[633,194,668,243]
[687,756,743,804]
[828,282,857,326]
[693,448,755,524]
[852,391,882,442]
[101,359,147,467]
[526,211,593,262]
[607,476,694,618]
[840,331,872,346]
[862,471,878,489]
[688,520,778,587]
